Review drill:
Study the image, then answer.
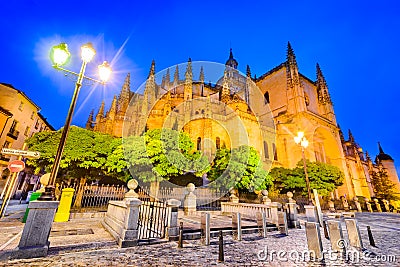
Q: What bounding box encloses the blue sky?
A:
[1,0,399,171]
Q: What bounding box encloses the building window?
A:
[272,143,278,161]
[216,137,221,149]
[24,126,30,136]
[264,92,270,104]
[197,137,202,150]
[34,120,39,129]
[263,141,269,159]
[18,101,24,111]
[31,112,35,120]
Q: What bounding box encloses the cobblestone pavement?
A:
[1,212,399,267]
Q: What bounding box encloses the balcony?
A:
[7,129,19,140]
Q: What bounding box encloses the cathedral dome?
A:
[376,142,393,161]
[225,48,238,69]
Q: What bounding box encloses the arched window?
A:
[263,141,269,159]
[216,137,221,149]
[264,92,270,104]
[197,137,202,150]
[272,143,278,161]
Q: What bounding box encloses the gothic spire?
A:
[85,109,94,130]
[378,142,384,154]
[165,68,171,88]
[149,59,155,77]
[96,101,105,119]
[184,58,193,100]
[118,73,131,112]
[348,129,355,144]
[286,41,297,67]
[108,95,117,118]
[145,60,156,105]
[199,66,205,83]
[316,63,331,104]
[246,65,251,78]
[185,58,193,81]
[173,65,179,85]
[221,69,230,103]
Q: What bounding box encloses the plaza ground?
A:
[0,201,399,266]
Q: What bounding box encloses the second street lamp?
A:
[294,131,313,205]
[39,42,111,200]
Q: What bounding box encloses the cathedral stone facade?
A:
[86,43,400,202]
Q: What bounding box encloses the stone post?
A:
[229,187,239,203]
[184,183,196,215]
[232,212,242,241]
[305,222,323,260]
[365,198,373,212]
[261,190,271,205]
[328,198,335,212]
[305,205,317,223]
[353,196,362,212]
[383,199,390,212]
[13,200,59,259]
[120,198,141,247]
[373,198,382,212]
[54,188,75,222]
[345,219,363,249]
[286,192,299,228]
[166,199,181,241]
[327,220,344,252]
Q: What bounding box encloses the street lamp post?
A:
[39,42,111,201]
[294,131,313,205]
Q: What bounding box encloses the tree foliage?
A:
[208,145,272,191]
[26,126,121,182]
[370,169,399,201]
[269,161,344,196]
[106,129,210,183]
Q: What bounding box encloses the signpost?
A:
[1,148,40,159]
[0,145,40,218]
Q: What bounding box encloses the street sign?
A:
[1,148,40,159]
[7,160,25,173]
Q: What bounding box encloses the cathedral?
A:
[86,42,400,204]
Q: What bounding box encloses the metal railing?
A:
[57,182,126,211]
[138,200,169,241]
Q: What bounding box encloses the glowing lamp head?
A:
[301,139,309,148]
[98,61,112,82]
[50,43,70,66]
[294,136,301,144]
[81,42,96,63]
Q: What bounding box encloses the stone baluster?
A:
[383,199,390,212]
[373,198,382,212]
[353,196,362,212]
[365,198,373,212]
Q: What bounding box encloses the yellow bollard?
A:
[54,188,75,222]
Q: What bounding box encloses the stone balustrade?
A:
[221,202,281,226]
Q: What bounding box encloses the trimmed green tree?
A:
[25,126,121,183]
[208,145,272,191]
[269,161,344,197]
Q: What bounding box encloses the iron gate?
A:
[138,200,169,241]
